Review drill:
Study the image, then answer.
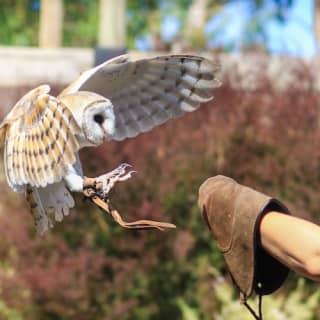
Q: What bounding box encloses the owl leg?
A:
[95,163,136,198]
[64,165,85,192]
[82,164,176,231]
[65,163,135,197]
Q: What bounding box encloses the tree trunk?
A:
[98,0,126,48]
[184,0,210,49]
[39,0,63,48]
[314,0,320,55]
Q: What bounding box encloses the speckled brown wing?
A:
[1,85,81,190]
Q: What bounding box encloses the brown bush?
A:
[0,61,319,319]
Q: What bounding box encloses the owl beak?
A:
[102,118,115,140]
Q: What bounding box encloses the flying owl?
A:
[0,54,220,234]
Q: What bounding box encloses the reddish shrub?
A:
[0,60,319,319]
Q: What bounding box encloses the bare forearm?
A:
[260,212,320,281]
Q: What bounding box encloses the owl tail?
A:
[26,185,53,234]
[26,182,75,234]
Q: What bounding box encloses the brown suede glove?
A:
[198,175,290,302]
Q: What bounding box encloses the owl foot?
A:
[82,165,176,231]
[94,163,136,199]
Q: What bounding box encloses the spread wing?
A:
[60,54,221,141]
[1,85,81,190]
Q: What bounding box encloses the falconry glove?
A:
[198,175,291,319]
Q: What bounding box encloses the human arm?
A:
[260,212,320,281]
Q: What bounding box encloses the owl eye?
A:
[93,114,104,125]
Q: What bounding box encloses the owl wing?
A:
[60,54,221,141]
[1,85,81,190]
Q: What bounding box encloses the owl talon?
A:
[118,163,132,169]
[117,170,136,181]
[95,163,136,197]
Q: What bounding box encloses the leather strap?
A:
[83,177,176,231]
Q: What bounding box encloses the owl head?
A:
[59,91,115,146]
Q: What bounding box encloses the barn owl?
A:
[0,54,220,234]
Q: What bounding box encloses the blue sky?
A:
[156,0,318,57]
[265,0,316,56]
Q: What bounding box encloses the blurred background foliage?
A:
[0,0,297,51]
[0,67,320,319]
[1,0,320,319]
